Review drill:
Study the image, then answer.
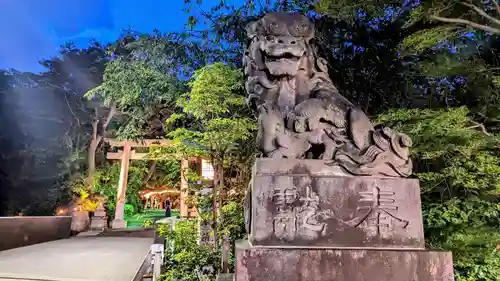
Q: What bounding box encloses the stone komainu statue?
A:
[243,12,413,177]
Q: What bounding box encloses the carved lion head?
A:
[245,12,314,77]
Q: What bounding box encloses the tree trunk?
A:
[87,141,96,187]
[141,161,157,184]
[218,158,224,211]
[211,156,222,248]
[87,119,100,188]
[214,159,224,247]
[86,103,116,189]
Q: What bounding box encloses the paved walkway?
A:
[0,236,153,281]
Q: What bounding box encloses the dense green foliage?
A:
[157,202,246,280]
[92,162,148,218]
[85,56,185,139]
[166,62,255,161]
[158,220,220,281]
[218,201,246,242]
[377,107,500,280]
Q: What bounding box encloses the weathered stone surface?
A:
[90,200,108,231]
[71,210,90,233]
[90,217,107,230]
[235,241,454,281]
[244,12,413,178]
[238,12,456,280]
[247,158,425,249]
[0,216,71,251]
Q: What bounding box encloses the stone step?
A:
[235,240,454,281]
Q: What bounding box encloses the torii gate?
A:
[104,138,194,229]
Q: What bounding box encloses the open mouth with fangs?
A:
[264,53,300,62]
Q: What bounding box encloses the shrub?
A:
[377,107,500,280]
[159,219,220,281]
[124,203,135,217]
[218,201,245,241]
[143,219,154,227]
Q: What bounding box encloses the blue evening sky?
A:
[0,0,242,73]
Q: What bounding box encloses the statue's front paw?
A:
[324,159,337,166]
[321,148,335,160]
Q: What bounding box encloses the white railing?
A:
[150,243,164,281]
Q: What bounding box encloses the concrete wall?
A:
[0,216,72,251]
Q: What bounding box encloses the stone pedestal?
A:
[90,201,108,231]
[237,159,454,281]
[71,210,90,233]
[235,241,453,281]
[90,216,107,230]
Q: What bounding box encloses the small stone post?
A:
[90,196,107,231]
[221,235,230,273]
